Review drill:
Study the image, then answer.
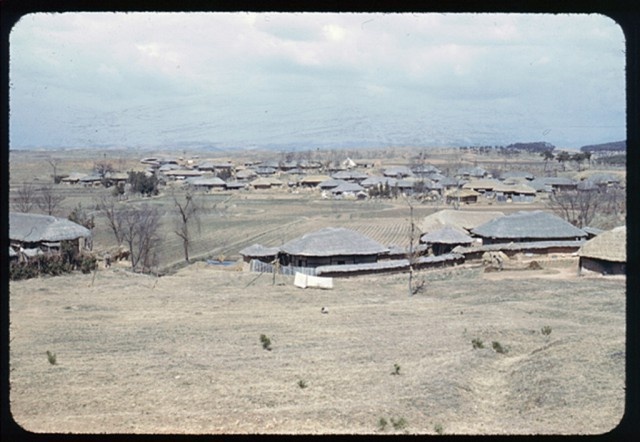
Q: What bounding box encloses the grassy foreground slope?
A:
[9,262,625,435]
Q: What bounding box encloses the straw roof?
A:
[281,227,389,257]
[189,177,226,187]
[492,182,537,194]
[300,175,331,185]
[471,210,586,240]
[421,209,505,234]
[10,212,91,242]
[578,226,626,262]
[420,227,474,245]
[445,188,481,198]
[463,178,501,190]
[331,182,364,194]
[239,244,280,258]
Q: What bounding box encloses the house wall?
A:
[481,237,582,245]
[579,257,626,275]
[280,254,378,268]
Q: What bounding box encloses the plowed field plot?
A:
[9,264,625,435]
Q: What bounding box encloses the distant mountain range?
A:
[579,140,626,153]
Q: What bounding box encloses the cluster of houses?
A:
[9,207,625,278]
[239,209,626,278]
[60,155,624,204]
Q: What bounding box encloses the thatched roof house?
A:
[10,212,92,254]
[463,178,501,193]
[471,210,587,244]
[239,244,280,264]
[421,209,505,235]
[299,175,332,187]
[279,227,389,268]
[383,166,413,178]
[420,227,474,255]
[578,226,626,275]
[445,188,480,204]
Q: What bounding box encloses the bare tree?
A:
[404,196,425,296]
[547,189,602,228]
[96,195,125,245]
[47,157,61,183]
[172,189,201,263]
[36,185,66,216]
[12,183,37,213]
[119,204,162,273]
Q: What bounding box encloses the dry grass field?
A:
[9,261,625,435]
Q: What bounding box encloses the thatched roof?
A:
[471,210,586,240]
[492,182,537,194]
[421,209,505,234]
[281,227,389,257]
[420,227,474,245]
[383,166,413,177]
[463,178,501,190]
[239,244,280,258]
[10,212,91,242]
[578,226,626,262]
[300,175,332,185]
[318,179,348,189]
[189,177,226,187]
[331,182,364,194]
[445,188,481,198]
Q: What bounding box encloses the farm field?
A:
[9,261,625,434]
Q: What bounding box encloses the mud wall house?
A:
[492,182,537,203]
[383,166,413,178]
[541,177,578,192]
[299,175,331,188]
[578,226,626,275]
[445,188,480,204]
[463,178,501,197]
[9,212,92,259]
[420,226,474,255]
[187,177,227,192]
[470,210,587,245]
[453,239,586,261]
[279,227,390,268]
[239,244,280,270]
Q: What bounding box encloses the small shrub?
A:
[434,423,444,435]
[390,417,407,430]
[541,326,552,337]
[492,341,509,354]
[378,417,388,431]
[79,255,98,274]
[472,338,484,349]
[260,334,272,351]
[46,350,57,365]
[391,363,401,375]
[297,379,307,389]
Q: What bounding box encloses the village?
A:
[8,143,627,434]
[9,143,626,280]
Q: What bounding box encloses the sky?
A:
[9,12,626,150]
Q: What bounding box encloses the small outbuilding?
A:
[578,226,626,275]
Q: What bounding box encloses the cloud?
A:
[9,12,625,149]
